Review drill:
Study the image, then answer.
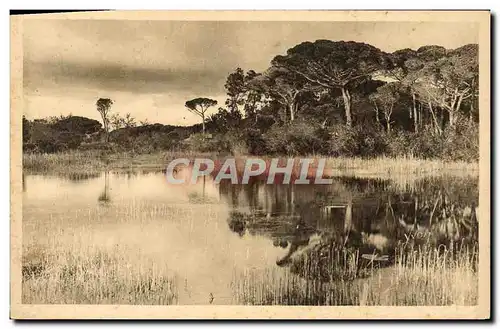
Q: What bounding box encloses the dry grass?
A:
[23,151,478,178]
[22,150,214,175]
[359,243,478,306]
[22,246,178,305]
[324,156,479,183]
[231,242,478,306]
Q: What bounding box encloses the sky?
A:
[23,20,479,126]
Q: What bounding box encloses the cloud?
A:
[22,19,479,125]
[24,59,228,96]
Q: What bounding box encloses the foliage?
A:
[23,116,103,153]
[328,124,388,157]
[185,97,218,134]
[96,98,113,142]
[110,112,137,130]
[264,120,327,155]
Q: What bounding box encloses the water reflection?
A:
[22,170,478,304]
[219,176,478,279]
[97,171,111,204]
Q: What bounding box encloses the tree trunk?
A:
[100,113,109,143]
[449,110,455,128]
[419,103,423,128]
[202,113,206,134]
[384,109,392,134]
[428,102,442,135]
[374,104,382,129]
[290,93,300,122]
[450,93,464,128]
[341,87,352,127]
[412,92,418,133]
[469,97,474,121]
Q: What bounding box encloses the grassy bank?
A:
[23,151,479,178]
[22,150,210,176]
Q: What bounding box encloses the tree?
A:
[272,40,390,127]
[249,67,312,122]
[224,68,246,113]
[110,112,137,130]
[369,83,401,133]
[414,44,478,128]
[389,48,422,132]
[206,107,242,134]
[96,98,113,142]
[185,98,218,134]
[224,68,267,121]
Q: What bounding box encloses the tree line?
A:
[185,40,478,160]
[23,40,479,160]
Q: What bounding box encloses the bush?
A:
[440,118,479,161]
[383,118,478,161]
[244,128,267,155]
[327,124,387,157]
[264,121,327,155]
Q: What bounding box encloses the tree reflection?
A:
[97,171,111,204]
[221,175,479,280]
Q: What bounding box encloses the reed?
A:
[23,151,478,177]
[231,242,478,306]
[22,246,178,305]
[22,150,214,175]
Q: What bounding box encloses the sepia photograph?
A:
[10,10,490,319]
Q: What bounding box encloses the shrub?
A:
[244,128,268,155]
[327,124,387,157]
[264,121,327,156]
[440,118,479,162]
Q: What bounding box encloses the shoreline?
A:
[23,151,479,178]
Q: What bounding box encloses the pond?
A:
[22,169,479,305]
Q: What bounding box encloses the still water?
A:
[22,170,478,304]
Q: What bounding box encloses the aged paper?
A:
[11,10,490,319]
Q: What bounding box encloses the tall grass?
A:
[22,246,178,305]
[23,151,478,176]
[231,242,478,306]
[22,150,214,174]
[23,150,106,174]
[359,242,478,306]
[325,155,478,178]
